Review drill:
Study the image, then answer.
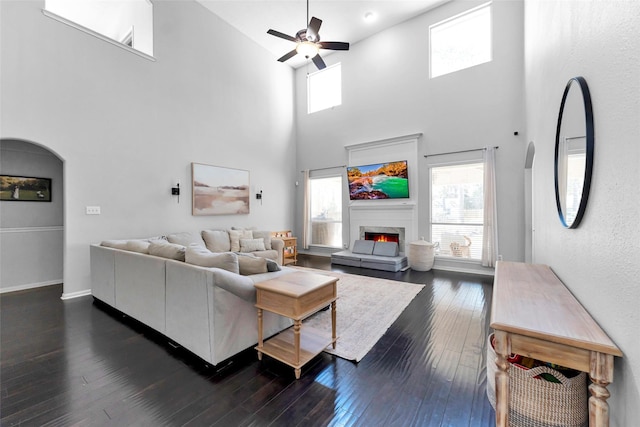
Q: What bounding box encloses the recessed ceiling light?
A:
[363,11,376,23]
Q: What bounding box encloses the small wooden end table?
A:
[255,271,338,379]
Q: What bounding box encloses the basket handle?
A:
[522,365,573,385]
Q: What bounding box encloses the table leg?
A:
[293,319,301,366]
[494,330,510,427]
[331,300,337,349]
[257,308,263,361]
[589,352,614,427]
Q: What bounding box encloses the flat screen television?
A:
[347,160,409,200]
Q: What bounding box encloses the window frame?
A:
[307,63,342,114]
[429,2,492,79]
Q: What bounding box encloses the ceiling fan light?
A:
[296,41,319,58]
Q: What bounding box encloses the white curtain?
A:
[302,170,310,250]
[482,147,499,267]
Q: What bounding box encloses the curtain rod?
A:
[424,146,499,158]
[301,165,346,173]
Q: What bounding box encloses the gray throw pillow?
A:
[251,230,273,250]
[265,258,281,272]
[238,256,268,275]
[239,238,266,252]
[101,240,129,250]
[228,229,252,252]
[125,240,150,254]
[148,241,186,261]
[185,245,239,274]
[202,229,231,252]
[167,231,206,247]
[352,239,375,255]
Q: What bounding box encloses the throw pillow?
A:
[239,238,266,252]
[202,229,231,252]
[125,240,150,254]
[101,240,129,250]
[185,245,239,274]
[148,241,186,261]
[352,239,375,255]
[251,230,273,250]
[167,231,206,247]
[228,229,252,252]
[265,258,281,272]
[238,255,268,275]
[372,241,399,257]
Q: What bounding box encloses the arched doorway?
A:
[0,139,64,294]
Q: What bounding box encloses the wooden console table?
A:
[490,261,622,427]
[255,272,337,379]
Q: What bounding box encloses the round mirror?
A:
[554,76,594,228]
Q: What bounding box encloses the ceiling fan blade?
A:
[312,54,326,70]
[306,17,322,42]
[319,41,350,51]
[267,29,297,42]
[277,49,298,62]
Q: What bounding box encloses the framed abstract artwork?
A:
[0,175,52,202]
[191,163,250,215]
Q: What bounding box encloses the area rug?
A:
[291,266,424,362]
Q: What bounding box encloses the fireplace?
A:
[364,232,400,244]
[360,226,406,253]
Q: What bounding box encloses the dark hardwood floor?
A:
[1,255,495,426]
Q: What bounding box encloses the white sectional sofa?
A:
[331,240,408,272]
[90,229,295,366]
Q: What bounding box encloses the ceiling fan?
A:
[267,0,349,70]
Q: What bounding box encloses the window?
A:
[44,0,153,57]
[430,2,492,78]
[309,175,343,247]
[430,162,484,259]
[307,63,342,114]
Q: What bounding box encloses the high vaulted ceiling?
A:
[195,0,449,69]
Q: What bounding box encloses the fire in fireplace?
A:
[364,232,400,244]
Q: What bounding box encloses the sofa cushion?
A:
[373,241,399,257]
[251,230,273,250]
[167,231,206,248]
[202,229,231,252]
[148,241,186,261]
[185,245,239,274]
[239,238,266,252]
[228,229,253,252]
[352,239,375,255]
[126,240,150,254]
[238,255,268,275]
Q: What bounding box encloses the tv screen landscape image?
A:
[347,160,409,200]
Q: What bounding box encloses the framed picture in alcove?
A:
[0,175,52,202]
[191,163,250,215]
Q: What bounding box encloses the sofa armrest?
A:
[210,268,258,302]
[271,238,284,265]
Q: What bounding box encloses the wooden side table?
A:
[281,236,297,265]
[491,261,622,427]
[255,272,338,379]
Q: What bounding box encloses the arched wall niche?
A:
[0,138,65,295]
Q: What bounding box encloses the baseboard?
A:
[0,280,62,294]
[432,265,495,277]
[61,289,92,300]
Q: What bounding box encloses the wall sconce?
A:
[256,190,262,205]
[171,180,180,203]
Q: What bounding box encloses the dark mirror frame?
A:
[554,76,594,228]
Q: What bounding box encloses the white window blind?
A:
[430,162,484,259]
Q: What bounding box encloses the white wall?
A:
[0,140,64,292]
[524,1,640,424]
[294,0,526,270]
[0,0,296,298]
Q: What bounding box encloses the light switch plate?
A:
[86,206,101,215]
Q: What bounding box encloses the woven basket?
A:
[486,334,588,427]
